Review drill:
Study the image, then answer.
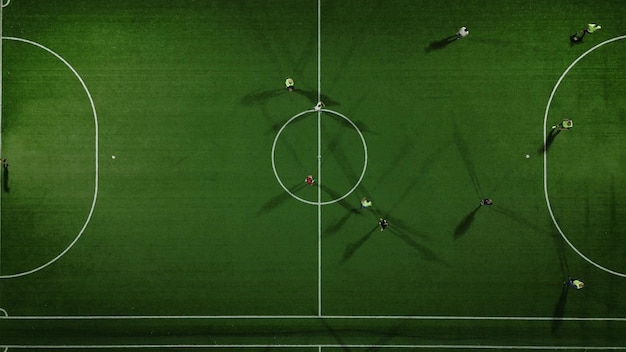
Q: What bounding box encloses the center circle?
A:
[271,109,368,206]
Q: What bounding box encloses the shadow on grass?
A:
[320,123,367,198]
[551,283,569,335]
[265,105,312,134]
[375,140,452,213]
[389,227,448,266]
[3,165,9,192]
[379,213,447,266]
[489,206,550,234]
[539,128,561,154]
[318,316,352,352]
[240,89,286,106]
[256,182,306,216]
[424,35,458,53]
[490,204,571,278]
[320,184,359,214]
[293,89,340,107]
[340,225,378,265]
[325,208,362,235]
[453,205,481,239]
[453,122,482,197]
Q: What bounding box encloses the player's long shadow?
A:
[321,184,365,235]
[326,208,363,235]
[551,284,569,335]
[453,205,481,239]
[340,226,378,265]
[257,182,307,216]
[318,316,353,352]
[265,104,312,135]
[321,125,361,186]
[453,122,482,197]
[424,35,457,53]
[539,129,561,154]
[491,205,572,276]
[269,110,312,170]
[365,321,413,352]
[3,165,9,192]
[323,110,377,135]
[240,89,286,106]
[379,211,446,265]
[319,304,421,350]
[294,89,340,107]
[490,206,552,235]
[382,142,453,214]
[389,227,448,266]
[320,184,358,213]
[320,181,373,235]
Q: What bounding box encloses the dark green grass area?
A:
[546,43,626,273]
[2,317,626,348]
[1,0,626,348]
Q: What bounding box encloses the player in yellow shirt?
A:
[565,277,585,289]
[285,77,294,92]
[570,23,601,43]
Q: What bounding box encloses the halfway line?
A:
[316,0,322,317]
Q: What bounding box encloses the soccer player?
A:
[586,23,601,34]
[552,119,573,130]
[314,101,325,111]
[565,277,585,289]
[379,218,388,231]
[360,197,372,208]
[570,24,601,43]
[285,77,295,92]
[456,26,469,39]
[480,198,493,206]
[305,175,315,186]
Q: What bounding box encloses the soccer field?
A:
[1,0,626,349]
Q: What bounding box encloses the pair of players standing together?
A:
[303,177,387,230]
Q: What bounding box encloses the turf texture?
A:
[1,0,626,349]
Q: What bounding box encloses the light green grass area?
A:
[1,0,626,349]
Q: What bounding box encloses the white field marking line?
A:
[2,315,626,321]
[2,345,626,350]
[317,110,322,317]
[316,0,322,318]
[1,0,8,8]
[0,37,99,279]
[543,35,626,278]
[317,0,321,102]
[270,109,367,206]
[317,109,322,316]
[0,0,3,278]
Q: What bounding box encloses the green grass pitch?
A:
[1,0,626,349]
